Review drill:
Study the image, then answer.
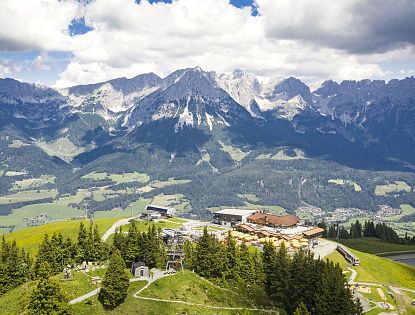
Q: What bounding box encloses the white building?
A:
[213,209,258,227]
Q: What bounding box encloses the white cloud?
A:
[257,0,415,54]
[0,0,80,52]
[0,0,413,87]
[0,59,21,77]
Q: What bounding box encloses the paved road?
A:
[311,238,338,259]
[68,288,100,305]
[101,217,136,242]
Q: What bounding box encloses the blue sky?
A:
[0,0,414,87]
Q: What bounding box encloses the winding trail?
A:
[132,270,277,314]
[101,217,136,242]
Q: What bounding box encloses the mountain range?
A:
[1,67,415,217]
[1,67,415,169]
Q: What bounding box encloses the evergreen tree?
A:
[193,227,224,279]
[99,249,129,310]
[183,239,195,270]
[76,222,88,262]
[0,238,30,295]
[27,262,70,315]
[272,244,290,310]
[294,301,310,315]
[223,232,240,282]
[262,242,277,298]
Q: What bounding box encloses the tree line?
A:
[184,227,362,315]
[319,220,415,245]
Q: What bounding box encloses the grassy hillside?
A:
[72,270,273,315]
[326,248,415,289]
[3,217,121,256]
[336,237,415,254]
[0,271,274,315]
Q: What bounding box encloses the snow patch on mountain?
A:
[174,99,194,132]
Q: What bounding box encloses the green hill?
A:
[327,246,415,315]
[336,237,415,255]
[2,217,121,256]
[0,270,275,315]
[327,248,415,289]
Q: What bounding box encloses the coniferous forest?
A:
[0,223,362,314]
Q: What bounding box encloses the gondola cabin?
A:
[337,244,360,266]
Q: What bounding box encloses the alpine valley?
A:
[1,67,415,227]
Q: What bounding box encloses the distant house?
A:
[145,205,176,218]
[131,262,149,278]
[213,209,258,227]
[247,213,300,228]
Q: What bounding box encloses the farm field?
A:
[150,193,191,213]
[82,171,150,184]
[328,179,362,192]
[0,189,57,205]
[271,148,306,160]
[0,202,84,231]
[137,178,192,193]
[218,140,250,162]
[3,217,120,257]
[94,198,151,218]
[375,181,411,196]
[11,175,56,191]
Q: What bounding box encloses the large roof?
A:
[214,209,258,216]
[247,213,300,227]
[303,227,325,237]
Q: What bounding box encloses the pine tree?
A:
[27,262,70,315]
[262,242,277,298]
[294,301,310,315]
[223,231,240,282]
[76,222,88,262]
[98,249,129,310]
[272,244,290,309]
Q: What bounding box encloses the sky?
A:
[0,0,414,88]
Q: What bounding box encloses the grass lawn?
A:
[166,217,188,224]
[336,237,415,254]
[3,217,120,257]
[296,210,314,220]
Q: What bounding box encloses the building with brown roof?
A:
[247,213,300,228]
